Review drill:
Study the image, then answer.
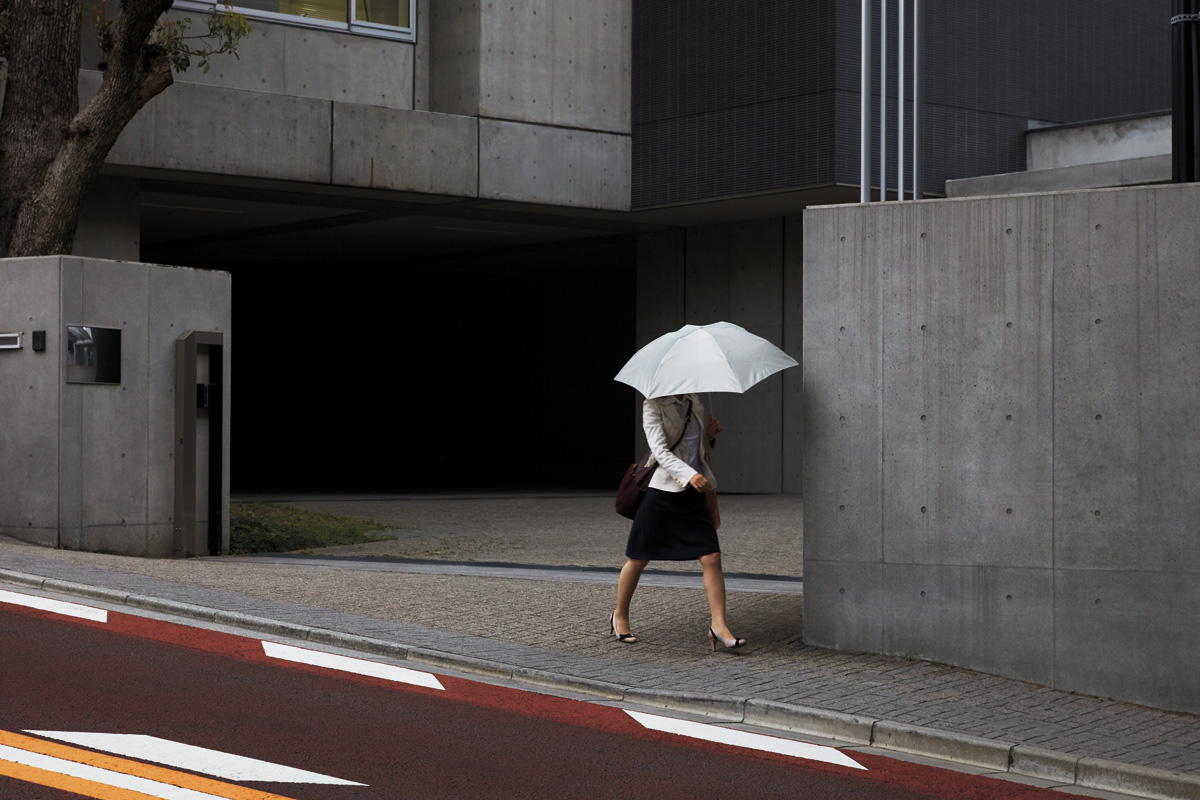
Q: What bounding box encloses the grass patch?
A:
[229,503,395,555]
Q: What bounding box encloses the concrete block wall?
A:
[0,257,231,558]
[802,184,1200,714]
[634,217,804,494]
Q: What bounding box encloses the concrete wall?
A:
[432,0,630,133]
[802,184,1200,714]
[73,178,141,262]
[634,217,804,494]
[1027,114,1170,171]
[165,15,417,110]
[947,114,1172,198]
[89,0,633,209]
[0,257,231,557]
[84,0,633,213]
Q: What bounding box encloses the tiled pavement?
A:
[2,493,1198,797]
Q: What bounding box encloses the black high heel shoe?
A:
[610,611,637,643]
[708,627,746,650]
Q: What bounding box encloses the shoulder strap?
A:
[667,398,693,452]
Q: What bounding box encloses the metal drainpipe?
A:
[861,0,873,202]
[1174,0,1200,182]
[881,0,888,202]
[912,0,922,199]
[899,0,906,200]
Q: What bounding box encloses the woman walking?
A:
[611,393,746,650]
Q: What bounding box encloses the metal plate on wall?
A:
[66,325,121,384]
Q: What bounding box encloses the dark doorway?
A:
[230,236,637,493]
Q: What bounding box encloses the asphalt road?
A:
[0,591,1103,800]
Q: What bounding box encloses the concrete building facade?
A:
[37,0,1162,494]
[1,0,1191,710]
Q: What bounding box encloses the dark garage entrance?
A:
[229,237,637,493]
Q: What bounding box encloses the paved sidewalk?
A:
[2,493,1199,800]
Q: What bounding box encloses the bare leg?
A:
[615,558,648,636]
[700,552,738,641]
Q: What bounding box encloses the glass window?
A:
[175,0,413,40]
[355,0,407,28]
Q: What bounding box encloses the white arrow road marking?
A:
[261,640,445,690]
[0,589,108,622]
[25,732,364,785]
[1,742,260,799]
[625,710,867,770]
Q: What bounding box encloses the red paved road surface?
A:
[0,597,1099,800]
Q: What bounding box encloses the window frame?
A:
[172,0,416,42]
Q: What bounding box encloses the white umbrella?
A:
[614,321,798,399]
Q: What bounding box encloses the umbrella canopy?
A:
[614,321,798,398]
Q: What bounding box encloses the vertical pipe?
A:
[861,0,873,202]
[1172,1,1200,182]
[1193,19,1200,179]
[898,0,906,200]
[912,0,923,199]
[1173,0,1185,181]
[881,0,888,201]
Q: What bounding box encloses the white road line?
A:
[261,640,445,690]
[25,732,364,786]
[0,589,108,623]
[625,710,867,770]
[1,743,238,800]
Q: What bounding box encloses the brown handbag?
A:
[615,400,691,519]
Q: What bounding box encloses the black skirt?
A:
[625,487,720,561]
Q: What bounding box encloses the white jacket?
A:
[643,394,718,493]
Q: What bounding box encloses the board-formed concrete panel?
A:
[171,15,415,110]
[881,563,1054,685]
[1055,569,1200,713]
[430,0,481,116]
[480,0,630,133]
[98,73,333,184]
[75,261,151,533]
[803,207,884,562]
[802,560,884,652]
[803,184,1200,713]
[1052,187,1200,573]
[332,105,478,196]
[0,259,62,546]
[479,119,630,210]
[879,198,1055,568]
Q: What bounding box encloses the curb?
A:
[4,569,1198,800]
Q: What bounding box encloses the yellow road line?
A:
[0,758,166,800]
[0,730,299,800]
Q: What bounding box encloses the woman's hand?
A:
[707,415,723,438]
[688,473,711,492]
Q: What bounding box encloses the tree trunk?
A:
[0,0,83,256]
[0,0,173,258]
